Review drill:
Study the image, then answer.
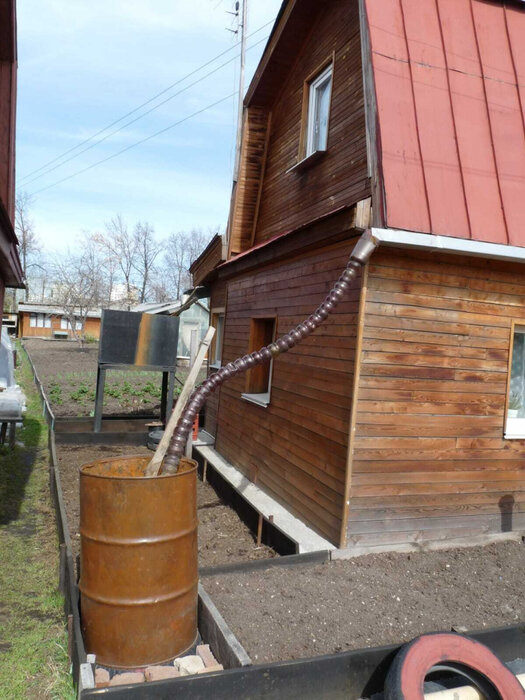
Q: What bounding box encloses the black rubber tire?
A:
[384,632,525,700]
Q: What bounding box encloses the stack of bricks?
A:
[94,644,224,688]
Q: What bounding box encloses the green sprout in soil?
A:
[48,382,63,406]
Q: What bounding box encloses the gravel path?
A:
[203,541,525,664]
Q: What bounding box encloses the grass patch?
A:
[0,344,74,699]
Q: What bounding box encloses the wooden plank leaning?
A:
[145,326,215,477]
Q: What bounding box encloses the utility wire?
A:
[21,34,268,187]
[19,18,275,184]
[29,92,238,197]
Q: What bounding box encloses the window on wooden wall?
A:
[306,64,333,157]
[242,317,276,408]
[293,58,334,171]
[210,310,225,368]
[505,324,525,438]
[30,312,50,329]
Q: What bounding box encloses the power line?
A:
[19,18,275,184]
[21,34,269,188]
[29,92,238,197]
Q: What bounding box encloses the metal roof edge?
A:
[372,228,525,263]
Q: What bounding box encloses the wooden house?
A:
[0,0,24,312]
[18,303,102,340]
[191,0,525,552]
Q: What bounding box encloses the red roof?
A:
[365,0,525,245]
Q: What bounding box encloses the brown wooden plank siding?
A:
[214,237,363,545]
[253,0,369,245]
[229,107,271,256]
[190,235,225,288]
[18,313,101,339]
[0,0,16,221]
[0,60,15,220]
[347,249,525,547]
[204,279,227,438]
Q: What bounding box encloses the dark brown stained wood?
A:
[190,235,225,288]
[0,1,16,221]
[0,59,16,221]
[229,107,271,256]
[358,0,384,228]
[347,248,525,547]
[245,0,327,108]
[214,238,364,545]
[252,0,370,244]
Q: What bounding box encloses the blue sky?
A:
[16,0,282,249]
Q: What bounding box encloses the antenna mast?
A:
[233,0,247,183]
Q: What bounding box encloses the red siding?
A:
[365,0,525,245]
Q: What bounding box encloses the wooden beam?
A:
[340,261,369,548]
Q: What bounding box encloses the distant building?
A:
[132,298,210,360]
[18,303,101,340]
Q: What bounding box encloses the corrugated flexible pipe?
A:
[162,230,378,473]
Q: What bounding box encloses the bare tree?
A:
[51,237,105,349]
[158,229,214,301]
[93,215,138,309]
[132,221,163,303]
[15,192,42,301]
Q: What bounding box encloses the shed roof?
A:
[18,303,102,318]
[365,0,525,246]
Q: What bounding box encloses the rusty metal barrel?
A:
[79,455,198,669]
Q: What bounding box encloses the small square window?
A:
[306,64,333,157]
[506,326,525,438]
[242,317,276,407]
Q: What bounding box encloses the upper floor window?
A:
[306,64,333,157]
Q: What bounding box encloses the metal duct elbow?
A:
[162,230,378,474]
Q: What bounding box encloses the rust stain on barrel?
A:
[79,455,198,669]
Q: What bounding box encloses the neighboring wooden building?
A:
[0,0,24,313]
[18,303,101,339]
[192,0,525,551]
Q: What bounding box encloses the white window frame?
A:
[305,64,333,157]
[209,309,225,369]
[505,324,525,439]
[29,313,36,328]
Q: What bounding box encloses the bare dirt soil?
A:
[24,339,164,417]
[24,339,205,418]
[55,444,276,571]
[203,541,525,664]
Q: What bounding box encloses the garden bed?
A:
[55,443,277,572]
[24,338,204,418]
[202,540,525,664]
